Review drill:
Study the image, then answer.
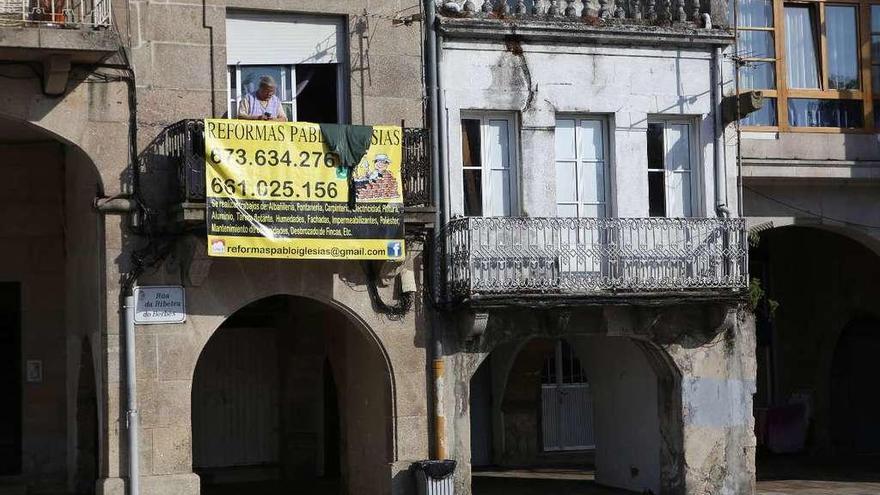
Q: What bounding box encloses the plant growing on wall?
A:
[749,277,779,320]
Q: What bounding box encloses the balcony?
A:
[444,216,747,303]
[0,0,116,78]
[139,120,434,229]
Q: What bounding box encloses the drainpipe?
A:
[424,0,448,461]
[123,291,140,495]
[712,45,731,218]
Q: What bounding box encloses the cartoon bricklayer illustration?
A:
[353,154,400,201]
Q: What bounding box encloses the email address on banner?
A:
[228,245,386,258]
[207,236,405,260]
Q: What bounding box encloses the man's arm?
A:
[273,101,288,122]
[236,98,260,120]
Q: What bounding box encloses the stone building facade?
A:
[0,1,759,495]
[733,0,880,480]
[431,5,756,494]
[0,1,429,494]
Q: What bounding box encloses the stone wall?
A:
[445,303,755,495]
[440,39,738,218]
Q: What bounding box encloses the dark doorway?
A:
[193,295,392,495]
[296,64,339,124]
[831,317,880,454]
[322,359,340,478]
[76,338,99,494]
[470,356,493,467]
[0,282,21,475]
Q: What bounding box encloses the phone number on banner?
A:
[210,178,340,200]
[209,147,339,169]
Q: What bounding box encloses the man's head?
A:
[374,154,391,172]
[256,75,277,100]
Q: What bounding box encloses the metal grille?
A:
[445,216,748,300]
[402,127,431,207]
[0,0,111,27]
[142,120,431,208]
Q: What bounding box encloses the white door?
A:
[541,340,595,451]
[646,120,697,218]
[554,117,610,287]
[460,114,521,292]
[640,119,702,286]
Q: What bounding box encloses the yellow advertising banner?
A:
[204,119,405,260]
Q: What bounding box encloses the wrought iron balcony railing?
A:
[139,120,433,217]
[445,216,747,301]
[0,0,110,27]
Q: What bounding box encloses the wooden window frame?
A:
[736,0,880,132]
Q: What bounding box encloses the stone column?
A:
[661,310,757,495]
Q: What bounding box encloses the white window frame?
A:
[459,112,520,217]
[646,117,701,218]
[227,64,346,122]
[554,116,611,219]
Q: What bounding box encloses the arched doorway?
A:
[469,336,669,495]
[750,226,880,487]
[0,115,105,493]
[191,295,393,495]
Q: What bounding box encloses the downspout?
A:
[424,0,448,460]
[122,291,140,495]
[712,45,731,218]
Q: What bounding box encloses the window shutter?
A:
[226,12,344,66]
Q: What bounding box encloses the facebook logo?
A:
[387,241,402,258]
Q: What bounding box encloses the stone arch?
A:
[188,293,396,495]
[457,308,684,495]
[752,224,880,454]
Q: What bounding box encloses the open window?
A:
[646,119,698,218]
[225,12,347,123]
[460,113,518,217]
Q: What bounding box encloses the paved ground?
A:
[755,454,880,494]
[473,469,636,494]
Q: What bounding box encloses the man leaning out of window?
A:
[237,75,288,121]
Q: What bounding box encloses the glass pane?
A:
[873,35,880,66]
[556,161,578,203]
[463,169,483,216]
[580,161,605,203]
[826,5,860,90]
[557,203,578,217]
[647,123,664,170]
[788,99,864,128]
[667,172,693,217]
[739,61,776,89]
[738,30,775,58]
[665,124,691,171]
[873,5,880,33]
[874,101,880,129]
[731,0,773,27]
[461,119,482,167]
[487,169,511,216]
[648,171,666,217]
[487,120,511,170]
[784,5,820,89]
[741,97,778,126]
[580,203,603,219]
[873,65,880,94]
[240,66,285,99]
[580,120,604,161]
[555,119,576,160]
